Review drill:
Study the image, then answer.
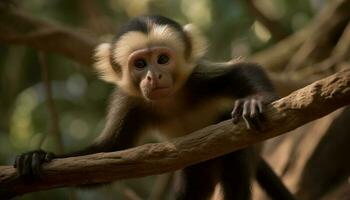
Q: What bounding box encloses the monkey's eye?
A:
[134,59,147,69]
[157,54,169,65]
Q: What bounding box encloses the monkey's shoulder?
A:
[190,60,264,80]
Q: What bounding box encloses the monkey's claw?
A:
[14,149,54,180]
[231,97,265,131]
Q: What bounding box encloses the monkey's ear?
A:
[94,43,119,83]
[183,24,208,61]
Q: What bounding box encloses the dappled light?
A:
[0,0,349,199]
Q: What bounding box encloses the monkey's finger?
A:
[15,154,25,174]
[250,99,258,119]
[14,155,21,168]
[254,101,268,131]
[242,101,252,129]
[231,100,242,124]
[257,100,264,113]
[21,154,32,179]
[44,152,54,162]
[242,100,250,116]
[31,152,43,178]
[250,115,263,131]
[243,116,255,130]
[249,100,264,131]
[256,100,268,124]
[231,100,241,115]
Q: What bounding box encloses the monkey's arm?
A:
[228,62,278,130]
[220,64,295,199]
[190,61,277,130]
[14,90,143,180]
[229,62,276,98]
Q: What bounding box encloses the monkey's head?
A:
[94,15,207,101]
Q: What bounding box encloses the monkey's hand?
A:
[231,96,269,131]
[14,149,55,180]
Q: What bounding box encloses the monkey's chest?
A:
[156,98,234,138]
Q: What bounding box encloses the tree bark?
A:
[0,69,349,198]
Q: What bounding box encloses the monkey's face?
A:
[128,46,176,100]
[94,17,208,101]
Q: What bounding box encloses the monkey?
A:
[14,15,294,200]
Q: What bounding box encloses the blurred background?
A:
[0,0,349,199]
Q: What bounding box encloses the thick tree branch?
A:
[0,0,347,75]
[250,27,308,71]
[0,4,308,97]
[252,0,350,72]
[0,69,350,198]
[0,2,325,73]
[0,5,98,67]
[285,0,350,72]
[0,3,302,72]
[245,0,288,40]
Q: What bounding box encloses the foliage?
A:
[2,0,347,199]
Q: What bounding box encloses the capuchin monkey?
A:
[14,15,294,200]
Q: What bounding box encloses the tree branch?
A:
[0,3,323,73]
[245,0,288,40]
[0,5,98,67]
[0,69,350,198]
[250,27,309,71]
[285,0,350,72]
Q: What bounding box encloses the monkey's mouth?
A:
[148,87,171,100]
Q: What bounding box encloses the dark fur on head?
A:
[94,15,207,98]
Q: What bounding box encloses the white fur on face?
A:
[112,25,185,67]
[183,24,208,62]
[94,22,208,99]
[94,43,117,83]
[113,24,191,97]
